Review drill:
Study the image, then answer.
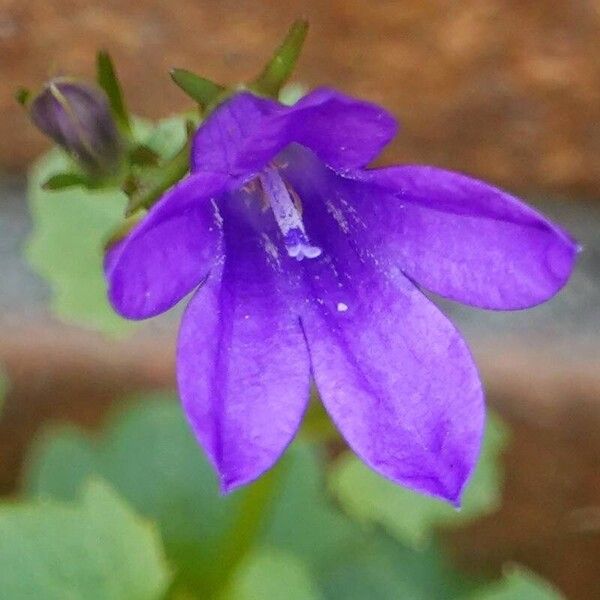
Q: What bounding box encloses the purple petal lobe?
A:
[177,190,311,492]
[360,166,578,309]
[191,93,282,176]
[191,88,396,177]
[302,276,483,504]
[105,172,228,319]
[285,88,397,171]
[285,153,484,503]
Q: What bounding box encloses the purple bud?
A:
[29,77,123,177]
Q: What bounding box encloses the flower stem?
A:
[124,134,191,216]
[207,465,284,598]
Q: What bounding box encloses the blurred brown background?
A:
[1,2,599,599]
[2,0,600,195]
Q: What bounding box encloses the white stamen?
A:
[259,167,321,261]
[337,302,349,312]
[287,243,322,261]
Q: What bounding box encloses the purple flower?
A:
[105,89,577,504]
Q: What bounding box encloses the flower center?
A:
[258,166,322,261]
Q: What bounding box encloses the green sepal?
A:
[42,172,99,191]
[250,19,309,98]
[15,87,31,107]
[170,68,225,110]
[128,143,160,167]
[96,50,131,134]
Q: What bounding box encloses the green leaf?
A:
[299,395,340,442]
[25,393,243,596]
[225,549,323,600]
[25,394,356,594]
[170,69,225,109]
[26,148,132,335]
[329,413,509,547]
[261,443,364,574]
[26,116,190,334]
[0,480,170,600]
[472,567,564,600]
[207,469,283,597]
[321,534,478,600]
[250,19,309,97]
[25,395,365,594]
[262,446,478,598]
[25,426,98,499]
[140,115,189,160]
[25,395,499,600]
[96,50,131,133]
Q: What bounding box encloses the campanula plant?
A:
[103,22,577,504]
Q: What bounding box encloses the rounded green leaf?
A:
[321,535,477,600]
[26,116,189,335]
[225,549,323,600]
[472,567,564,600]
[25,395,511,600]
[260,443,363,572]
[0,480,170,600]
[24,394,242,595]
[27,148,131,334]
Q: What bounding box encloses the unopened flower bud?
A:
[29,77,123,177]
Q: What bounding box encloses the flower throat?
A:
[258,166,322,261]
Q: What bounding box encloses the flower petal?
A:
[177,190,311,492]
[190,93,282,176]
[283,148,577,310]
[285,155,484,504]
[286,88,397,171]
[359,165,578,309]
[105,172,228,319]
[302,276,483,504]
[191,88,396,177]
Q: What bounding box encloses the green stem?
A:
[124,115,199,216]
[207,466,284,598]
[124,138,190,216]
[250,19,309,97]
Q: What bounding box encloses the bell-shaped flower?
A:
[105,89,577,504]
